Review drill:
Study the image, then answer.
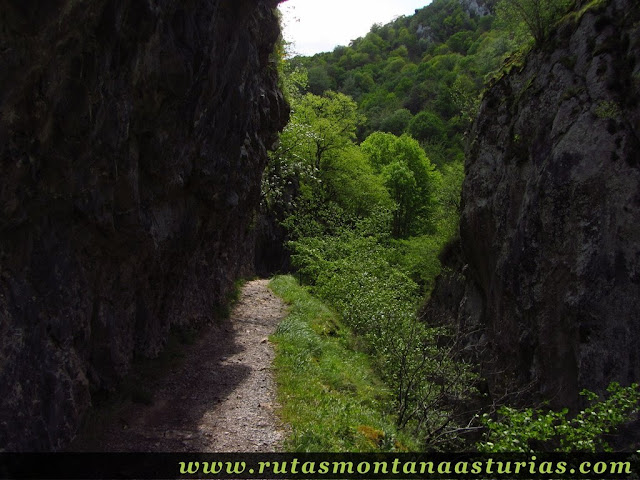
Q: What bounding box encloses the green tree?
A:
[408,111,448,143]
[450,74,481,127]
[381,161,420,238]
[361,132,441,237]
[296,91,361,169]
[307,65,333,95]
[321,145,393,219]
[496,0,573,45]
[446,30,474,55]
[264,81,359,230]
[379,108,413,136]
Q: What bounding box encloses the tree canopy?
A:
[496,0,573,45]
[361,132,441,237]
[294,91,361,169]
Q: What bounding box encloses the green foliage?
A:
[289,228,477,450]
[262,87,363,240]
[380,108,413,136]
[450,75,481,126]
[307,65,333,95]
[288,0,525,155]
[408,111,448,143]
[389,235,446,294]
[478,382,640,452]
[495,0,573,45]
[321,145,393,218]
[361,132,441,238]
[281,63,309,103]
[269,275,416,452]
[267,52,471,449]
[434,159,464,237]
[382,161,420,237]
[447,31,475,55]
[266,0,551,452]
[295,91,362,169]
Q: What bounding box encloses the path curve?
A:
[73,279,288,452]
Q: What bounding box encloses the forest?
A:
[262,0,640,452]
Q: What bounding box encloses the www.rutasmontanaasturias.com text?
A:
[178,455,633,477]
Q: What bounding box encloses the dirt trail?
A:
[72,279,288,452]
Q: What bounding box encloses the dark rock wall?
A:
[0,0,288,451]
[426,0,640,408]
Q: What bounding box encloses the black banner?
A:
[0,452,639,479]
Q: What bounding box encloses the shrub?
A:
[478,382,640,452]
[289,230,477,450]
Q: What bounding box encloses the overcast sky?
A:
[279,0,433,56]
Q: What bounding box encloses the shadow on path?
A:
[69,280,287,452]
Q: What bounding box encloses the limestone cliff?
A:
[425,0,640,408]
[0,0,288,450]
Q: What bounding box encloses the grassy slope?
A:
[268,275,418,452]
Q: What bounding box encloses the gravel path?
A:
[72,279,288,452]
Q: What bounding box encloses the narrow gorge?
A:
[1,0,639,453]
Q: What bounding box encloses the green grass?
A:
[269,275,418,452]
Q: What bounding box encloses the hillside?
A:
[289,0,508,164]
[263,0,640,451]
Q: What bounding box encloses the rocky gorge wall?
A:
[426,0,640,409]
[0,0,287,450]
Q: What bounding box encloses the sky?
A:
[279,0,433,57]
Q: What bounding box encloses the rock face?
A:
[426,0,640,408]
[0,0,287,450]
